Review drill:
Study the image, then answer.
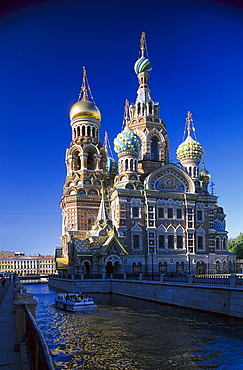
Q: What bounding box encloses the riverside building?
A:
[56,33,235,277]
[0,254,55,276]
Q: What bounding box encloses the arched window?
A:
[73,151,81,170]
[148,102,153,115]
[223,261,227,272]
[176,261,184,274]
[87,126,91,136]
[216,238,220,250]
[216,261,220,274]
[125,159,128,171]
[82,125,85,136]
[222,238,226,250]
[130,159,133,171]
[196,261,206,275]
[87,152,95,170]
[168,235,174,249]
[132,262,142,273]
[151,138,159,160]
[158,261,167,273]
[137,102,141,115]
[135,161,137,172]
[92,127,95,137]
[77,126,80,137]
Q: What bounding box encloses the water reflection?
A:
[26,284,243,369]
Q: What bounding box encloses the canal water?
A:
[26,284,243,370]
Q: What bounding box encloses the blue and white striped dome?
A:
[114,126,141,154]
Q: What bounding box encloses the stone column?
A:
[13,293,37,351]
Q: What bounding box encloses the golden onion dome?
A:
[70,98,101,121]
[199,162,211,182]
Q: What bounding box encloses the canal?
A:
[26,284,243,369]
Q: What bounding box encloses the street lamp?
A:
[206,255,209,275]
[187,251,191,275]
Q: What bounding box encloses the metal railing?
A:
[25,304,55,370]
[56,273,243,287]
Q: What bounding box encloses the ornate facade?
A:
[57,33,235,276]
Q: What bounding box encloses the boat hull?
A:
[55,293,96,311]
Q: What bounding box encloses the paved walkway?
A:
[0,281,22,370]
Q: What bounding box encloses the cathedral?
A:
[55,33,235,277]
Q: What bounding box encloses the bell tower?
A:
[60,67,115,258]
[128,32,170,176]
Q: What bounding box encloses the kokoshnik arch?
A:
[55,33,235,276]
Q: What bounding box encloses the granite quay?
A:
[49,274,243,319]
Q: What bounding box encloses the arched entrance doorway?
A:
[176,261,184,274]
[196,261,206,275]
[106,261,113,275]
[83,261,90,275]
[105,255,122,276]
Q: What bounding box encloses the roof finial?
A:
[140,32,146,58]
[186,111,192,137]
[78,66,88,101]
[124,99,129,124]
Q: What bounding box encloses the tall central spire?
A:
[130,32,159,120]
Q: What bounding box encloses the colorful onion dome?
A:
[106,155,118,175]
[114,125,141,154]
[70,99,101,121]
[199,162,211,182]
[134,56,152,75]
[176,135,204,162]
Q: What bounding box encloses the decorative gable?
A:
[144,163,195,193]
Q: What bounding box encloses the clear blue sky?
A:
[0,0,242,255]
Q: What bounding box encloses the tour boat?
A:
[55,293,96,311]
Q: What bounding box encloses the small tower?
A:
[176,111,204,180]
[114,100,142,177]
[199,161,211,192]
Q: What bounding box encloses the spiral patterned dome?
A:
[176,135,204,162]
[134,56,152,75]
[114,125,141,154]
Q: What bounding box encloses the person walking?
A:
[1,278,6,287]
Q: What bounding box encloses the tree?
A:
[228,233,243,259]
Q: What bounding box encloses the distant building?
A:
[0,251,15,257]
[0,254,55,276]
[56,33,236,276]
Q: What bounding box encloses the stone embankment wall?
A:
[49,278,243,319]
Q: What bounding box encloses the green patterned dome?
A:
[114,125,141,154]
[134,57,152,75]
[176,135,204,162]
